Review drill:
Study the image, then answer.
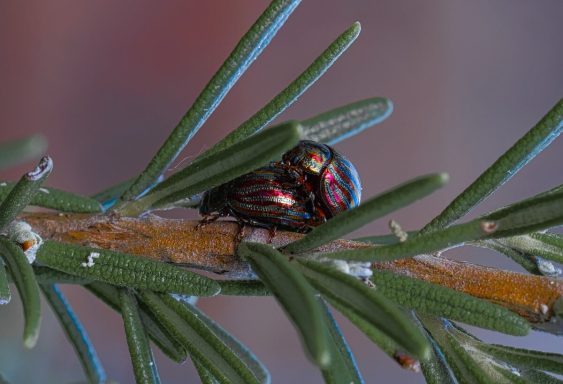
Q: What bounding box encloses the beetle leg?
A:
[234,222,248,247]
[267,226,277,244]
[195,214,220,230]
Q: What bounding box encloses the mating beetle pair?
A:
[199,140,362,232]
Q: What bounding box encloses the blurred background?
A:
[1,1,562,382]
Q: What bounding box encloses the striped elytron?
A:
[282,140,362,216]
[199,140,361,231]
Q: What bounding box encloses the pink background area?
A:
[1,1,562,383]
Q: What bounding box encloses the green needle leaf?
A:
[92,177,136,202]
[354,231,418,246]
[483,233,563,272]
[193,358,221,384]
[483,188,563,238]
[119,289,161,384]
[194,22,361,161]
[181,297,271,384]
[0,156,52,231]
[283,173,449,254]
[0,259,10,304]
[303,97,393,145]
[40,284,106,384]
[328,298,418,370]
[324,189,563,262]
[32,266,92,285]
[473,239,545,275]
[372,271,530,335]
[0,134,47,170]
[36,241,220,296]
[239,242,332,368]
[0,183,102,213]
[422,98,563,233]
[0,236,41,348]
[138,291,264,384]
[477,344,563,375]
[121,0,301,201]
[515,369,563,384]
[421,317,553,384]
[420,335,458,384]
[218,280,270,296]
[323,220,491,262]
[118,121,301,216]
[296,259,429,359]
[86,282,187,363]
[318,297,364,384]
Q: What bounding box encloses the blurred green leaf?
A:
[195,22,361,161]
[0,134,47,171]
[283,173,448,254]
[121,0,301,201]
[0,156,52,231]
[138,291,263,384]
[422,98,563,234]
[86,282,187,363]
[119,121,301,216]
[239,242,331,368]
[0,236,41,348]
[296,259,429,359]
[36,241,220,296]
[0,372,11,384]
[119,289,161,384]
[0,259,10,304]
[303,97,393,145]
[318,297,364,384]
[373,271,530,335]
[0,182,102,213]
[41,284,106,384]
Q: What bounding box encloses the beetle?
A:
[282,140,362,217]
[199,163,327,232]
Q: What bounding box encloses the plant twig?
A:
[22,212,562,328]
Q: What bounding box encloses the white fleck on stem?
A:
[389,219,408,242]
[2,221,43,264]
[480,220,498,234]
[81,252,100,268]
[322,258,373,279]
[536,257,562,277]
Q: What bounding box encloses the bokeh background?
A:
[1,1,562,383]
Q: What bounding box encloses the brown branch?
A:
[23,212,562,329]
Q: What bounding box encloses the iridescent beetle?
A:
[199,140,361,232]
[199,164,327,232]
[282,140,362,217]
